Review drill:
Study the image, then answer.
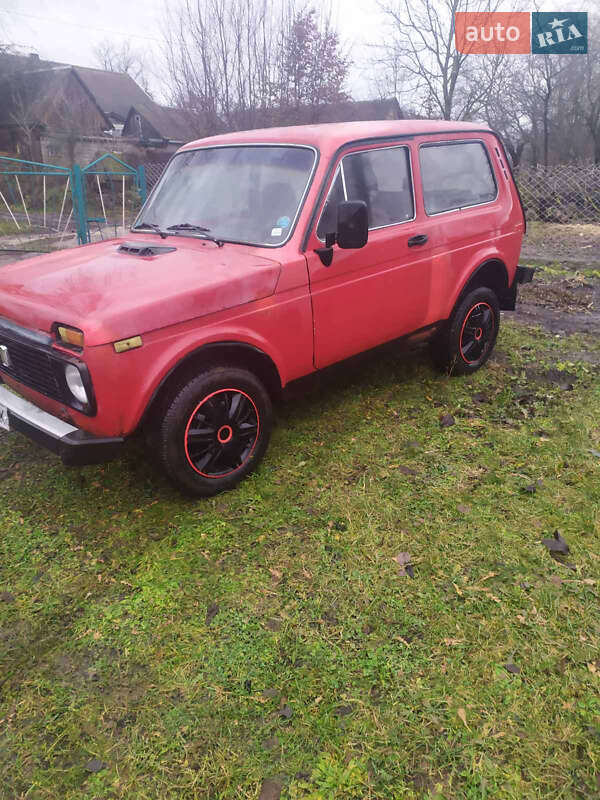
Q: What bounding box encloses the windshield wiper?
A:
[166,222,224,247]
[132,221,168,240]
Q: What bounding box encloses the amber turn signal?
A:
[113,335,143,353]
[57,325,84,348]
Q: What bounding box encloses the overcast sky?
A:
[4,0,385,101]
[5,0,594,105]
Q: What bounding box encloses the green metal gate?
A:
[0,156,76,253]
[76,154,147,244]
[0,153,147,253]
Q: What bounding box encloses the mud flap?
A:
[500,265,535,310]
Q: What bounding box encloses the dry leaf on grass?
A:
[259,779,282,800]
[269,568,283,584]
[542,531,570,554]
[84,758,106,773]
[393,552,415,578]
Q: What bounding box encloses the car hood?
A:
[0,238,282,346]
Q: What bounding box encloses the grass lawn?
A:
[1,319,599,799]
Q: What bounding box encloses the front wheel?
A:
[157,367,272,496]
[432,287,500,375]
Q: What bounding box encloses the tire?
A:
[156,366,272,496]
[431,287,500,376]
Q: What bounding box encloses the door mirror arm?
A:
[315,232,336,267]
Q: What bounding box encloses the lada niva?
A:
[0,120,532,495]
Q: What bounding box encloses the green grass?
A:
[1,321,599,799]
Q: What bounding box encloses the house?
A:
[122,102,195,145]
[0,64,109,158]
[0,52,196,162]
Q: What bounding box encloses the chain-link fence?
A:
[141,159,600,225]
[515,164,600,224]
[144,160,171,191]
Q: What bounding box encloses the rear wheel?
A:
[432,287,500,375]
[157,366,272,496]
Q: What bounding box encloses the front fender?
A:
[123,324,288,434]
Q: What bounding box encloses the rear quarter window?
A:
[419,141,497,215]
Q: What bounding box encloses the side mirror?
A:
[337,201,368,249]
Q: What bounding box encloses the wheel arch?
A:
[454,258,513,312]
[140,341,283,430]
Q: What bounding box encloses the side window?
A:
[420,141,497,215]
[344,147,414,228]
[316,146,414,238]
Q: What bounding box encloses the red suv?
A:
[0,121,531,495]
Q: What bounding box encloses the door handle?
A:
[407,234,428,247]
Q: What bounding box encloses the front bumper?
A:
[0,384,124,466]
[500,265,536,310]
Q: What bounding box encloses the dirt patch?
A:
[525,368,578,388]
[519,275,596,312]
[514,302,600,336]
[513,222,600,341]
[521,222,600,268]
[511,272,600,336]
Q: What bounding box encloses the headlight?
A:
[65,364,88,404]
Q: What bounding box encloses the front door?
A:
[304,144,434,369]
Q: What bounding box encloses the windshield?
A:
[136,145,316,247]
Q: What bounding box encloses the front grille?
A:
[0,337,64,402]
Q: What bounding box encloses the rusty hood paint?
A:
[0,238,282,345]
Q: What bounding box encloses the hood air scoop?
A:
[118,242,176,257]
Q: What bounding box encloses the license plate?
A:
[0,403,9,431]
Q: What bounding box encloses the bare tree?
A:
[579,23,600,163]
[483,51,579,167]
[374,0,511,120]
[9,89,39,159]
[163,0,348,134]
[368,47,407,104]
[94,39,152,95]
[529,55,567,166]
[480,57,530,166]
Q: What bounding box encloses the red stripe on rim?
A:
[184,388,260,478]
[459,301,494,364]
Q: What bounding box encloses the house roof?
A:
[0,66,112,128]
[0,51,60,74]
[296,98,403,124]
[125,101,196,143]
[0,57,195,142]
[72,66,153,122]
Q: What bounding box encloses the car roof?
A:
[179,119,493,156]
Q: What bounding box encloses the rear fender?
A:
[446,253,512,318]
